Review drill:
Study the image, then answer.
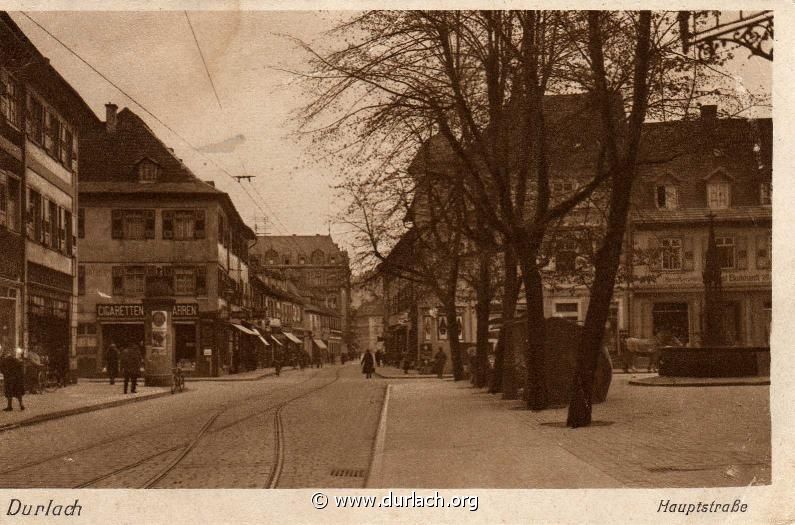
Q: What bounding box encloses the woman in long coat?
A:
[1,348,25,411]
[361,349,375,379]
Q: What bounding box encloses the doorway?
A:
[175,323,197,367]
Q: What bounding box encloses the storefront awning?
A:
[231,323,257,335]
[254,329,270,346]
[313,338,328,350]
[270,335,283,346]
[282,331,302,345]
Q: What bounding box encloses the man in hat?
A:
[120,343,142,394]
[105,343,119,385]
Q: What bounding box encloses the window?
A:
[552,180,575,194]
[0,171,18,232]
[163,209,204,240]
[660,238,683,270]
[174,267,196,295]
[298,254,306,264]
[78,265,85,295]
[707,182,730,209]
[756,233,772,269]
[27,95,44,144]
[760,182,772,205]
[716,237,735,269]
[0,70,21,129]
[65,210,73,256]
[123,266,145,296]
[311,249,325,265]
[26,188,40,241]
[265,249,278,265]
[656,185,678,209]
[112,209,155,240]
[218,213,227,247]
[554,302,579,322]
[78,208,85,239]
[555,238,579,274]
[44,109,61,159]
[60,126,74,167]
[137,159,160,182]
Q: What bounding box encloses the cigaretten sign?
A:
[97,303,199,319]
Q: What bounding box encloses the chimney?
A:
[105,103,118,133]
[204,180,215,187]
[700,104,717,121]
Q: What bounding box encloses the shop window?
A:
[760,182,772,206]
[0,70,22,129]
[78,265,85,296]
[707,181,730,209]
[112,209,155,240]
[716,237,735,269]
[656,185,678,209]
[554,302,579,322]
[660,238,682,271]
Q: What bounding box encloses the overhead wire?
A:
[17,11,303,248]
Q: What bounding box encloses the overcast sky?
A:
[8,11,772,255]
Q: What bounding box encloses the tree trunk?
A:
[520,255,549,411]
[474,251,493,388]
[494,247,520,398]
[446,304,464,380]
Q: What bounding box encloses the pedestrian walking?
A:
[434,347,447,379]
[105,343,119,385]
[361,349,375,379]
[120,343,142,394]
[1,347,25,411]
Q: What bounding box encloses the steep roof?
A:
[79,107,254,238]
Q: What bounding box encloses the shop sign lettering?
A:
[97,303,198,319]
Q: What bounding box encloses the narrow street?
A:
[0,364,385,489]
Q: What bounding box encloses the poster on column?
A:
[151,310,168,356]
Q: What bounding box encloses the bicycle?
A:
[39,366,60,393]
[170,367,185,394]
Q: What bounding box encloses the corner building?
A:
[76,105,255,377]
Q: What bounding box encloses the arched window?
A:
[311,249,325,264]
[298,253,306,264]
[264,249,278,265]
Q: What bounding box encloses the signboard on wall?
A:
[98,303,198,319]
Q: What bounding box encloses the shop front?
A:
[27,286,71,381]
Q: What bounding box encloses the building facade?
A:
[250,235,351,359]
[0,13,99,380]
[628,110,772,346]
[77,105,256,377]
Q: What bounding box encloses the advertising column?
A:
[143,298,175,386]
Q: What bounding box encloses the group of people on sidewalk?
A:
[104,343,143,394]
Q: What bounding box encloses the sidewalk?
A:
[81,367,278,383]
[0,382,170,432]
[368,374,770,488]
[375,366,454,380]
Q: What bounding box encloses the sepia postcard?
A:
[0,2,790,524]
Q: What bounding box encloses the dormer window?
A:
[760,182,772,206]
[656,185,678,209]
[137,158,160,183]
[704,169,733,210]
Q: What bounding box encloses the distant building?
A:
[352,298,383,355]
[77,105,256,377]
[250,235,351,359]
[250,270,306,366]
[0,13,99,381]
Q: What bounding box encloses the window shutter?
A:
[162,210,174,239]
[196,266,207,295]
[71,132,79,172]
[736,236,748,270]
[648,236,661,271]
[144,210,156,239]
[112,266,124,295]
[755,234,771,269]
[111,209,123,239]
[65,211,73,256]
[194,209,206,239]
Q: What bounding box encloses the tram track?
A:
[72,367,342,489]
[0,369,321,486]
